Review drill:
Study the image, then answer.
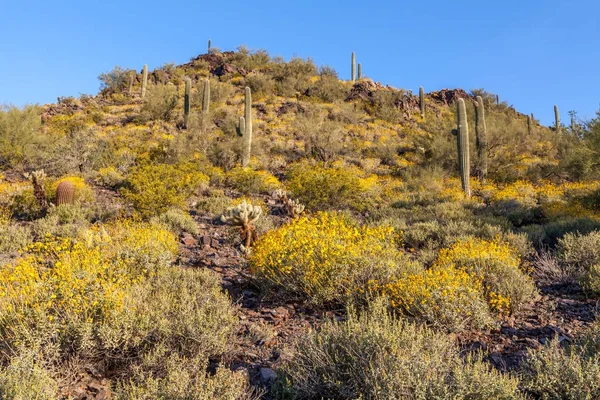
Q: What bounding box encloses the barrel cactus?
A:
[456,98,471,198]
[474,96,487,181]
[242,87,253,167]
[56,180,75,206]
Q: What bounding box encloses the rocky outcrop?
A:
[428,88,470,105]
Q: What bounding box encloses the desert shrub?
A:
[225,167,281,194]
[305,75,347,103]
[556,231,600,293]
[32,203,92,238]
[0,224,32,255]
[434,237,536,313]
[140,83,179,122]
[489,180,541,226]
[121,163,209,218]
[0,350,58,400]
[249,212,421,305]
[115,353,255,400]
[382,266,493,331]
[152,207,198,235]
[277,300,524,399]
[285,162,383,211]
[244,73,276,97]
[521,322,600,399]
[95,166,126,188]
[98,66,130,93]
[0,105,44,169]
[0,222,242,396]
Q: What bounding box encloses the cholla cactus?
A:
[221,200,262,247]
[24,170,49,211]
[273,189,305,218]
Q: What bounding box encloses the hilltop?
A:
[1,46,600,399]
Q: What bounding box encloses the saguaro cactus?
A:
[527,114,534,134]
[183,78,191,128]
[357,63,362,80]
[474,96,487,181]
[202,79,210,113]
[128,71,135,96]
[208,39,211,54]
[141,64,148,98]
[351,52,356,82]
[237,116,246,137]
[242,87,253,167]
[419,86,425,119]
[496,95,499,105]
[56,180,75,206]
[456,98,471,198]
[554,105,560,132]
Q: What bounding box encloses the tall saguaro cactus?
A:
[208,39,211,54]
[419,86,425,119]
[554,105,560,132]
[141,64,148,98]
[351,52,356,82]
[357,63,362,80]
[183,78,191,128]
[474,96,487,181]
[527,114,534,135]
[456,98,471,198]
[202,79,210,113]
[242,87,253,167]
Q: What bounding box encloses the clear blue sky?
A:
[1,0,598,126]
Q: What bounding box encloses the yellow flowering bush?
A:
[48,176,95,204]
[121,163,209,218]
[434,237,536,313]
[225,167,281,195]
[0,223,178,329]
[249,212,420,305]
[285,162,383,211]
[383,266,492,331]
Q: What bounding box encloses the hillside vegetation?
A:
[2,45,600,399]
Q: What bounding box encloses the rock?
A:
[260,367,278,383]
[428,88,470,105]
[202,235,212,247]
[181,234,197,247]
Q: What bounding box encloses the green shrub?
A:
[0,105,44,169]
[0,350,58,400]
[557,231,600,293]
[225,167,280,194]
[277,300,524,399]
[521,322,600,399]
[98,66,130,94]
[152,208,199,235]
[285,161,382,211]
[141,83,179,122]
[115,353,256,400]
[32,203,92,239]
[121,163,209,218]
